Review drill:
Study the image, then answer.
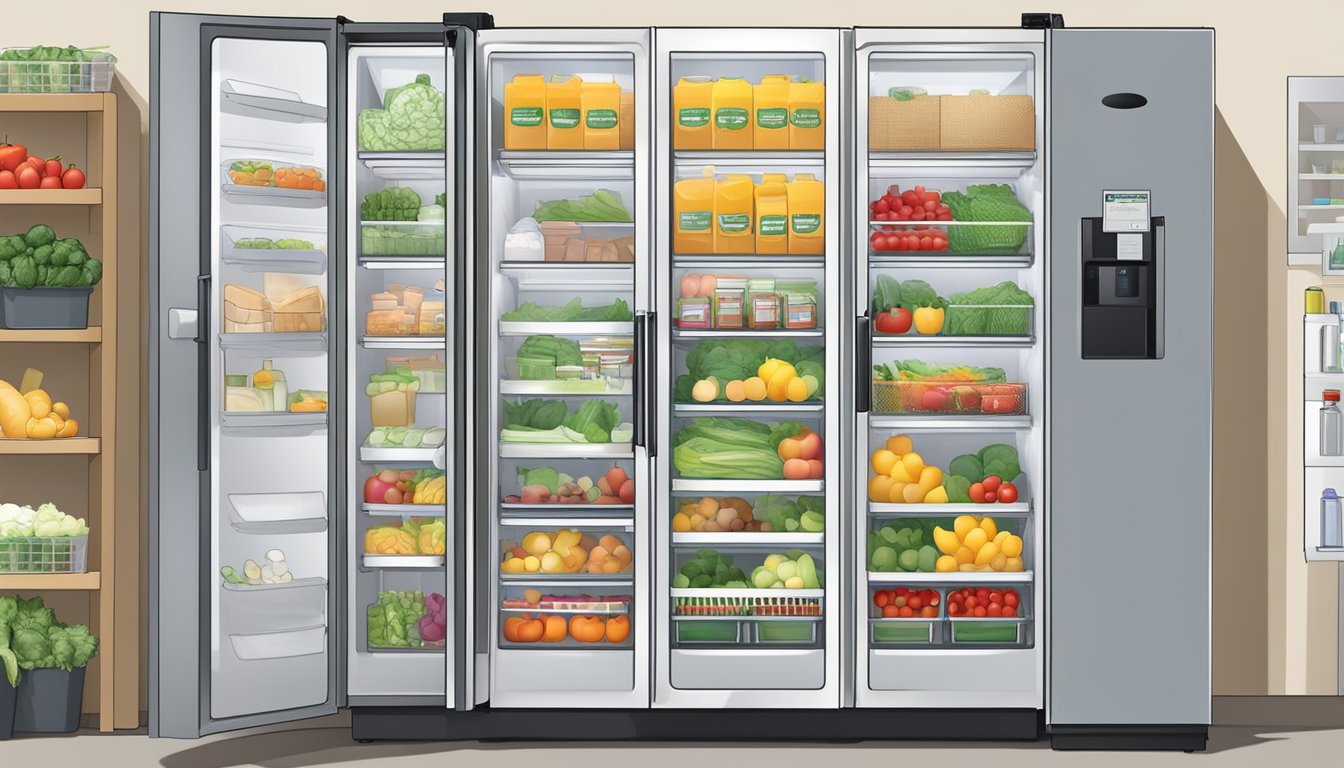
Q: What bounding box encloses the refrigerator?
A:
[150,14,1212,750]
[148,12,486,737]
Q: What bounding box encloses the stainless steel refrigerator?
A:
[148,12,485,737]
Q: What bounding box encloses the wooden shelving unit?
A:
[0,92,134,732]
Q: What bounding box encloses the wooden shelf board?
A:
[0,437,99,454]
[0,571,100,590]
[0,188,102,205]
[0,326,101,343]
[0,93,105,112]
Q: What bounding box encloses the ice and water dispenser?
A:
[1080,191,1164,359]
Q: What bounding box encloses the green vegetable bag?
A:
[358,74,446,152]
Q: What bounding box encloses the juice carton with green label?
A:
[755,172,789,254]
[715,173,755,254]
[546,74,584,150]
[754,75,791,150]
[674,76,713,150]
[786,173,824,254]
[712,76,753,150]
[582,78,620,150]
[674,166,717,254]
[504,74,547,150]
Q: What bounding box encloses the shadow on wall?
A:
[1212,108,1272,694]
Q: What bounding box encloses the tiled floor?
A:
[3,699,1343,767]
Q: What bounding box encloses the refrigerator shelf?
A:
[219,332,327,356]
[358,152,445,180]
[361,336,446,350]
[219,411,328,437]
[220,576,327,593]
[671,532,824,546]
[228,625,326,660]
[868,220,1035,228]
[499,516,635,529]
[869,254,1033,269]
[219,226,327,274]
[672,479,823,494]
[871,334,1034,348]
[672,255,825,270]
[867,571,1033,585]
[868,414,1032,431]
[868,150,1037,169]
[362,503,444,516]
[499,379,632,396]
[497,150,635,180]
[500,502,635,513]
[499,443,634,459]
[672,403,823,417]
[498,575,634,587]
[673,150,825,168]
[497,637,634,651]
[358,447,439,463]
[673,614,823,623]
[220,79,327,123]
[868,502,1030,518]
[365,645,446,655]
[869,617,942,646]
[501,602,630,615]
[222,182,326,209]
[359,256,447,270]
[498,321,633,337]
[671,587,824,600]
[672,328,825,340]
[227,491,327,534]
[361,555,446,569]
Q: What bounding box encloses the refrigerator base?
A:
[351,706,1041,742]
[1048,725,1209,752]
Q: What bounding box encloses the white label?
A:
[1103,190,1150,233]
[1116,233,1144,261]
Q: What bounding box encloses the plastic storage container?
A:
[871,381,1027,415]
[12,668,84,734]
[0,674,14,741]
[0,536,88,574]
[0,49,115,93]
[0,287,92,330]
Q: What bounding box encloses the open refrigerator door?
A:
[653,28,844,708]
[479,29,651,708]
[853,29,1044,710]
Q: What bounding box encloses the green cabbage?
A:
[358,74,445,152]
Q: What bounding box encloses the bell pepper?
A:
[913,306,945,335]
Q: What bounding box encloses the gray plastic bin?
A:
[0,287,92,330]
[14,667,83,733]
[0,673,14,740]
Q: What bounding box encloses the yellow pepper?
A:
[913,306,945,335]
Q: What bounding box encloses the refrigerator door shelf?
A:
[672,403,824,417]
[229,625,327,660]
[219,225,327,274]
[497,321,633,336]
[361,555,446,569]
[219,411,328,437]
[227,491,328,534]
[219,331,328,356]
[671,255,825,270]
[868,150,1037,169]
[220,576,328,594]
[499,574,634,586]
[358,153,446,181]
[868,502,1030,519]
[500,502,634,514]
[359,447,440,463]
[671,587,824,600]
[359,256,447,270]
[501,604,629,615]
[498,636,634,651]
[220,173,327,209]
[499,443,634,460]
[869,253,1033,269]
[672,150,825,168]
[672,328,825,340]
[868,571,1033,585]
[672,479,823,494]
[362,503,445,517]
[872,334,1034,348]
[868,414,1031,431]
[220,79,328,123]
[497,150,634,181]
[498,516,634,529]
[671,532,824,547]
[360,336,447,350]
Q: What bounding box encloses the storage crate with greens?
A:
[0,46,116,94]
[0,225,104,330]
[0,595,99,738]
[0,503,90,574]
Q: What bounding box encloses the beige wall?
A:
[4,0,1332,698]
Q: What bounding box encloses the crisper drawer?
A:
[220,577,327,634]
[498,590,633,650]
[867,584,1031,650]
[494,648,634,693]
[670,648,824,691]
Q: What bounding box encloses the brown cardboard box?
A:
[868,95,940,151]
[940,95,1035,151]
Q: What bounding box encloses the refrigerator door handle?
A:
[856,313,872,413]
[167,308,199,340]
[196,274,211,472]
[633,311,647,449]
[646,311,657,458]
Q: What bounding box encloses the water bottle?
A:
[1322,390,1343,456]
[1323,322,1341,372]
[1322,489,1343,548]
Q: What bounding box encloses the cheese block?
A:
[386,285,424,317]
[272,311,324,333]
[225,284,269,311]
[370,292,399,311]
[226,386,265,412]
[264,274,306,307]
[611,235,636,263]
[563,238,588,262]
[276,285,324,314]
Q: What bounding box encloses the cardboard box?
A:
[940,95,1035,151]
[868,95,940,151]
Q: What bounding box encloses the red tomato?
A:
[16,166,39,189]
[984,490,998,503]
[989,590,1003,604]
[923,200,938,212]
[976,589,990,604]
[973,606,987,617]
[875,307,912,334]
[968,482,985,503]
[898,606,914,618]
[986,605,1003,617]
[0,170,14,189]
[43,157,61,178]
[0,140,26,172]
[886,235,903,251]
[873,198,890,214]
[882,604,899,618]
[964,596,979,610]
[894,587,909,597]
[905,235,920,250]
[920,605,938,618]
[997,483,1019,504]
[1002,604,1017,617]
[920,389,949,411]
[1003,591,1020,608]
[899,205,913,217]
[927,190,941,204]
[910,209,926,221]
[870,232,886,251]
[921,590,939,606]
[892,595,906,608]
[946,602,960,616]
[982,475,1002,493]
[907,595,922,610]
[901,190,919,206]
[874,591,889,608]
[938,213,954,221]
[38,175,60,189]
[919,236,934,251]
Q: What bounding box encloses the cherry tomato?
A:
[894,587,909,597]
[910,209,926,221]
[964,596,978,610]
[973,606,987,617]
[986,605,1003,617]
[905,235,920,250]
[892,596,907,608]
[982,475,1002,493]
[16,165,39,189]
[38,175,60,189]
[887,235,903,251]
[927,190,941,204]
[902,190,920,206]
[882,604,899,618]
[922,591,939,606]
[870,232,886,251]
[938,213,954,221]
[0,170,14,189]
[923,200,938,212]
[1002,604,1017,617]
[907,595,922,610]
[997,483,1019,504]
[984,490,998,503]
[899,205,913,217]
[898,605,914,618]
[43,157,61,178]
[920,605,938,618]
[23,156,43,175]
[874,591,889,608]
[946,602,960,616]
[1003,591,1020,608]
[989,590,1002,604]
[920,236,934,251]
[873,198,890,214]
[968,482,985,503]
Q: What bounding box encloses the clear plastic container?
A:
[0,535,88,573]
[0,48,114,93]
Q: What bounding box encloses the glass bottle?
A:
[1322,489,1343,549]
[252,359,288,413]
[1322,389,1342,457]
